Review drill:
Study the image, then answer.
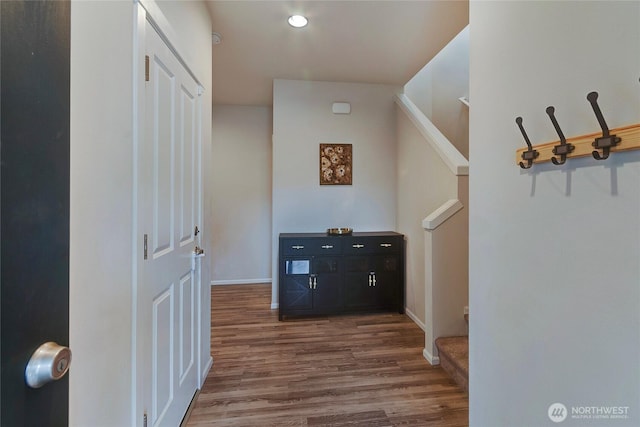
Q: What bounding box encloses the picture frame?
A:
[319,143,352,185]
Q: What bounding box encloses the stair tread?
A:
[435,336,469,376]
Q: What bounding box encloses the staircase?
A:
[434,314,469,392]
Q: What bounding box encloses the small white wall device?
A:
[332,102,351,115]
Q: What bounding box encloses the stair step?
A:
[435,336,468,392]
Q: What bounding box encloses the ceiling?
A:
[205,1,469,106]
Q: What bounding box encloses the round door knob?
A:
[25,342,72,388]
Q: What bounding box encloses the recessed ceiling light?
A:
[288,15,308,28]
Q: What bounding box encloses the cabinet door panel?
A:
[312,257,341,311]
[282,275,312,310]
[344,256,376,309]
[372,255,400,309]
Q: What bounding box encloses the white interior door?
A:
[140,17,201,427]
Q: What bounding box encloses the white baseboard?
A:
[423,348,440,365]
[210,278,272,286]
[404,307,426,332]
[200,356,213,387]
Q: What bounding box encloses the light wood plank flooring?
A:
[185,284,468,426]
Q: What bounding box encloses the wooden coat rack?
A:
[515,87,640,168]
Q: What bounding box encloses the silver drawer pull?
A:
[321,245,334,249]
[352,244,365,249]
[291,245,304,250]
[380,243,392,248]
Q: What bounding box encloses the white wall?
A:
[211,105,272,284]
[470,2,640,426]
[426,177,468,360]
[395,100,469,363]
[70,2,134,424]
[272,79,400,307]
[70,1,212,425]
[405,26,469,159]
[396,107,458,326]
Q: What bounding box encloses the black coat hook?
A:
[587,91,621,160]
[516,117,539,169]
[545,106,574,165]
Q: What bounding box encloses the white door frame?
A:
[132,1,208,425]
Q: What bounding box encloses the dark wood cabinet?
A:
[279,232,404,320]
[344,254,400,311]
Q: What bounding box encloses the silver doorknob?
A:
[25,342,72,388]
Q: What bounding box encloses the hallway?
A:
[185,284,468,426]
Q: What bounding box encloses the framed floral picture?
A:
[320,143,352,185]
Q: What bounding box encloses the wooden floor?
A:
[185,284,468,426]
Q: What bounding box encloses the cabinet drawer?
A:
[281,238,342,256]
[343,236,402,254]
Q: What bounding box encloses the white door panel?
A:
[152,286,174,423]
[152,56,175,257]
[179,85,196,247]
[141,17,200,427]
[179,271,194,384]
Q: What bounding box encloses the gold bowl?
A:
[327,227,353,235]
